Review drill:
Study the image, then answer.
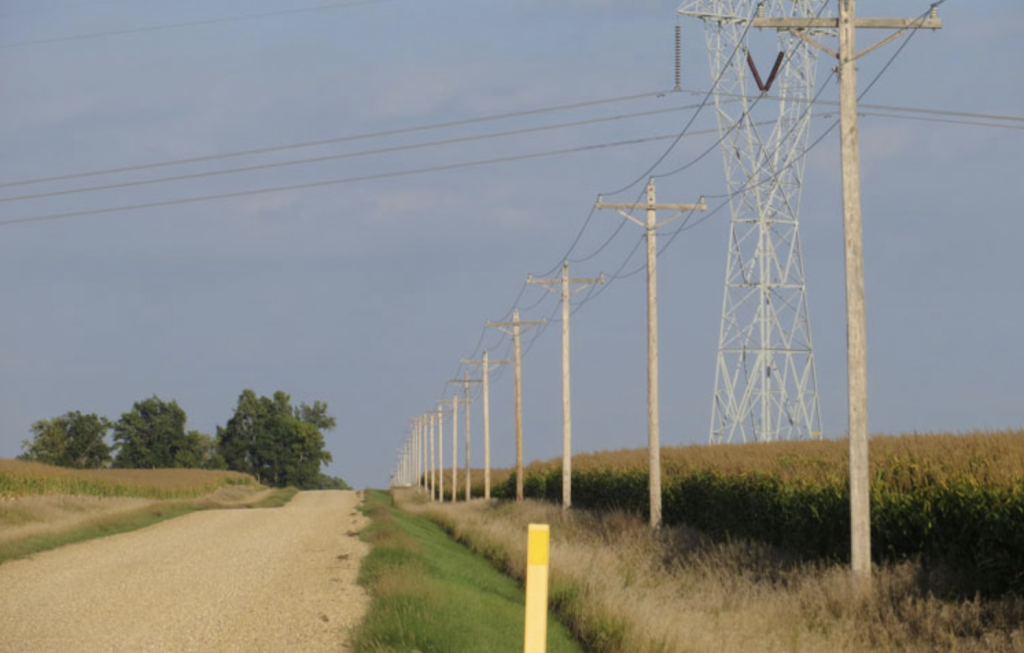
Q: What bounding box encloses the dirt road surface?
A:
[0,490,370,652]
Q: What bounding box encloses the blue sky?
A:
[0,0,1021,489]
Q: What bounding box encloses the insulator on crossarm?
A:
[674,25,682,91]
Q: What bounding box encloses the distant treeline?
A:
[17,390,348,490]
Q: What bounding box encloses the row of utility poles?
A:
[394,183,706,529]
[392,0,944,585]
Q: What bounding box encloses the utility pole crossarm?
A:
[527,274,606,287]
[594,199,706,211]
[751,10,942,62]
[486,319,547,330]
[751,17,942,30]
[596,195,707,229]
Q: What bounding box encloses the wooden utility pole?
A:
[410,418,421,491]
[527,262,604,509]
[449,372,482,500]
[419,416,426,492]
[487,309,546,502]
[752,0,942,583]
[429,413,437,501]
[437,401,452,502]
[463,350,510,500]
[451,393,458,501]
[597,179,706,528]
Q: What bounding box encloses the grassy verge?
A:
[351,489,585,653]
[399,490,1024,653]
[0,487,299,565]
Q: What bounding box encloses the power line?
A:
[598,15,756,198]
[6,88,1014,196]
[0,102,718,204]
[675,87,1024,125]
[0,0,402,50]
[0,0,138,18]
[0,129,737,227]
[0,90,672,189]
[857,111,1024,130]
[568,5,947,320]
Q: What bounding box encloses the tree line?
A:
[17,389,347,490]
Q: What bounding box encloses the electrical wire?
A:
[548,1,952,326]
[0,102,721,204]
[0,0,138,18]
[0,90,673,190]
[0,0,403,50]
[675,87,1024,125]
[0,131,720,227]
[598,8,760,197]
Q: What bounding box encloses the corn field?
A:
[0,459,257,500]
[491,430,1024,594]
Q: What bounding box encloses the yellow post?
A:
[524,524,550,653]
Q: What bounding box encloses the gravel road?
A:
[0,490,370,652]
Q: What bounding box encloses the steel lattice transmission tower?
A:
[677,0,827,443]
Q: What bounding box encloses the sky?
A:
[0,0,1021,489]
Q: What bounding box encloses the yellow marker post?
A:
[524,523,550,653]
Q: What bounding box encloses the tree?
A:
[216,390,334,488]
[112,396,191,468]
[177,430,223,469]
[19,412,112,469]
[295,400,336,431]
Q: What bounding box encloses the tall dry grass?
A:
[397,490,1024,653]
[0,459,256,500]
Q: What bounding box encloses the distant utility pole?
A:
[487,309,546,502]
[429,412,437,501]
[437,402,451,502]
[462,350,510,500]
[409,418,420,491]
[450,372,482,500]
[597,179,706,528]
[428,413,436,501]
[402,437,410,486]
[418,416,425,492]
[450,393,458,502]
[751,0,943,583]
[527,262,604,509]
[418,415,426,492]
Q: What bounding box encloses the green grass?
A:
[351,490,586,653]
